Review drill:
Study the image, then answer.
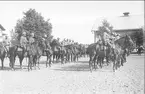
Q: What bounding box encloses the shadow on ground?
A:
[53,62,113,72]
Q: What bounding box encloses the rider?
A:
[20,31,28,50]
[28,32,35,45]
[3,36,10,56]
[44,35,51,50]
[0,34,8,52]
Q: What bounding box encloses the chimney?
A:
[123,12,130,17]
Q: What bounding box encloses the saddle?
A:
[100,44,104,51]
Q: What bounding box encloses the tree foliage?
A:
[130,29,143,47]
[14,8,53,44]
[97,19,113,39]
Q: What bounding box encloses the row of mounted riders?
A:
[87,35,135,72]
[0,40,87,71]
[0,35,134,72]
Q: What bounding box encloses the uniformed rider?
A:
[28,33,35,47]
[20,32,28,50]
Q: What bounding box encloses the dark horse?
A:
[96,42,112,69]
[112,35,135,72]
[8,45,18,70]
[0,44,6,70]
[43,39,53,67]
[26,41,43,71]
[7,45,27,70]
[86,42,99,72]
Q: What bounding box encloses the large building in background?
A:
[0,24,6,42]
[0,24,10,43]
[92,12,144,43]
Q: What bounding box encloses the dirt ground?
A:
[0,54,144,94]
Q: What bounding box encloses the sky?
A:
[0,1,144,44]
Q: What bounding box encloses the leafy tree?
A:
[97,19,113,40]
[130,29,143,47]
[14,8,53,44]
[10,29,19,46]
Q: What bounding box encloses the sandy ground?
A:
[0,54,144,94]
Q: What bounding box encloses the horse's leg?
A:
[71,54,73,62]
[60,54,63,64]
[11,56,15,71]
[93,55,97,70]
[49,55,52,67]
[20,57,23,69]
[77,55,79,61]
[1,57,4,70]
[53,53,55,63]
[100,58,102,68]
[106,56,109,66]
[30,56,33,70]
[89,55,93,72]
[28,56,32,71]
[74,55,76,62]
[97,56,101,68]
[68,54,70,62]
[121,57,124,66]
[46,53,48,68]
[19,56,24,69]
[96,56,99,69]
[28,57,30,71]
[32,56,36,70]
[94,57,96,70]
[113,60,115,72]
[37,56,40,69]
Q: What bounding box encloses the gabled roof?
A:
[0,24,5,31]
[92,13,144,31]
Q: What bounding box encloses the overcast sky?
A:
[0,1,144,44]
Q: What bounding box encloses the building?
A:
[0,24,6,42]
[92,12,144,43]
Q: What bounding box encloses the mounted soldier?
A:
[29,33,35,45]
[20,31,28,51]
[27,32,35,52]
[43,35,51,51]
[0,35,9,54]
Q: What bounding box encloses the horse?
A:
[64,45,74,63]
[96,42,113,69]
[112,35,134,72]
[43,40,53,67]
[50,39,62,63]
[15,46,27,69]
[8,45,18,70]
[0,44,7,70]
[26,41,43,71]
[86,42,100,72]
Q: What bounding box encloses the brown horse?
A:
[86,42,100,72]
[96,42,112,69]
[26,41,43,71]
[43,40,53,67]
[112,35,134,72]
[8,45,18,70]
[0,44,6,70]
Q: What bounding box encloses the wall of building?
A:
[114,29,141,37]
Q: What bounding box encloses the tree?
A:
[97,19,113,40]
[130,29,143,47]
[14,8,53,44]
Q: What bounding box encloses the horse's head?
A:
[124,35,135,50]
